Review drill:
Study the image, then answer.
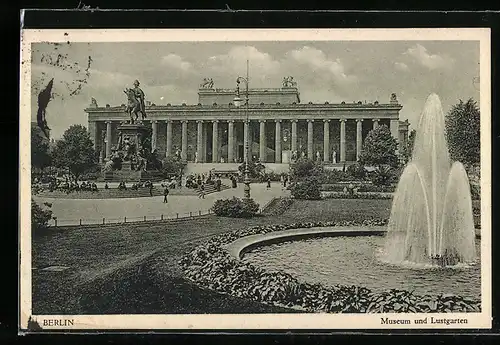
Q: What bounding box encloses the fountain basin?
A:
[226,226,481,261]
[238,229,481,299]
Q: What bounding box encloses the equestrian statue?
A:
[124,79,147,124]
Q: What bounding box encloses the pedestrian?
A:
[163,186,169,203]
[266,177,271,190]
[149,182,154,197]
[199,183,205,199]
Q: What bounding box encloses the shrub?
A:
[290,157,323,181]
[238,161,265,179]
[321,183,396,193]
[370,165,396,186]
[290,178,321,200]
[261,197,294,216]
[321,169,347,184]
[31,199,53,232]
[346,162,367,180]
[211,197,260,218]
[322,192,393,200]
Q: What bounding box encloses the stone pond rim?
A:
[225,226,482,261]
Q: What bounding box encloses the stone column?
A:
[151,120,158,152]
[275,119,282,163]
[202,122,208,162]
[390,119,400,153]
[340,119,346,162]
[181,120,188,161]
[373,118,379,130]
[307,119,314,160]
[259,120,266,162]
[356,119,363,161]
[105,121,112,159]
[243,120,249,162]
[323,119,330,162]
[88,120,97,150]
[212,120,219,163]
[291,120,298,153]
[196,120,203,163]
[228,120,234,163]
[165,120,173,158]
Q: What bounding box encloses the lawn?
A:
[32,197,477,314]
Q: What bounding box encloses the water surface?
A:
[243,235,481,298]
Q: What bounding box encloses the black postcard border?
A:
[10,8,500,342]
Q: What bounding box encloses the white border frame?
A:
[19,28,492,330]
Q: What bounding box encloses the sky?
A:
[30,40,480,139]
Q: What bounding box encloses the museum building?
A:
[85,82,410,170]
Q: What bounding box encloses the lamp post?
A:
[234,61,251,199]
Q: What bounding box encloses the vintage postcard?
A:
[19,28,491,332]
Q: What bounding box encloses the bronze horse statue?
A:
[124,88,147,124]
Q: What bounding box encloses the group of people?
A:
[47,179,99,194]
[115,180,156,195]
[280,174,290,188]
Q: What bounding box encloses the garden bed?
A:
[321,192,393,200]
[180,220,481,314]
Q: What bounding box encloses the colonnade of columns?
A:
[96,117,397,163]
[159,118,387,163]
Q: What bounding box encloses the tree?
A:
[238,161,265,178]
[31,126,52,176]
[52,125,97,182]
[445,98,480,166]
[400,129,416,164]
[359,125,399,169]
[161,156,187,177]
[32,199,53,233]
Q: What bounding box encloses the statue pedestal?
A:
[122,161,132,171]
[117,122,149,152]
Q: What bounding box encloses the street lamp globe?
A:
[233,96,243,108]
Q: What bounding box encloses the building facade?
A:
[85,84,409,167]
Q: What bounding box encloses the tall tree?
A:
[445,98,480,166]
[400,129,416,164]
[31,126,52,176]
[52,125,97,182]
[359,125,399,168]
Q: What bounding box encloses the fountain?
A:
[383,93,477,267]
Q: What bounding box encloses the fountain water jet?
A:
[383,93,477,266]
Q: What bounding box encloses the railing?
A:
[50,209,214,228]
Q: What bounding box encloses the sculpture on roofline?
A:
[200,77,214,89]
[282,76,297,88]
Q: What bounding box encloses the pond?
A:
[242,235,481,299]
